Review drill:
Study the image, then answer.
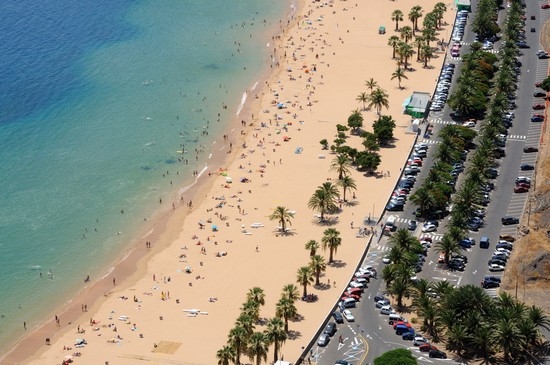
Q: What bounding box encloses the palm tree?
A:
[356,92,369,110]
[308,182,340,221]
[321,228,342,263]
[268,206,294,233]
[337,175,357,202]
[247,332,269,365]
[388,36,401,59]
[388,228,418,251]
[247,287,266,308]
[365,78,378,92]
[495,318,524,362]
[382,264,397,287]
[309,254,327,285]
[264,317,287,363]
[397,42,414,69]
[446,324,471,356]
[408,5,423,33]
[412,35,425,61]
[236,312,256,337]
[421,44,434,68]
[399,26,413,43]
[275,297,298,332]
[388,276,411,307]
[305,239,319,257]
[330,154,352,180]
[217,345,237,365]
[368,87,390,115]
[435,235,460,264]
[391,66,408,89]
[281,284,300,302]
[296,266,314,298]
[409,186,437,217]
[391,9,404,30]
[237,300,260,322]
[433,2,447,28]
[228,325,249,365]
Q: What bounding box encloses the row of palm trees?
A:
[356,78,390,114]
[217,285,297,365]
[388,3,447,72]
[398,0,550,361]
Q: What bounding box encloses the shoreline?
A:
[5,0,457,363]
[0,1,299,364]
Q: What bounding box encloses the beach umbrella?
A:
[211,225,218,231]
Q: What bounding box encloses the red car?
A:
[346,287,363,295]
[516,183,531,189]
[419,344,438,352]
[542,3,550,9]
[514,186,529,193]
[341,293,361,301]
[393,321,412,329]
[533,104,545,110]
[420,235,433,242]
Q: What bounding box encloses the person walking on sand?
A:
[113,277,116,286]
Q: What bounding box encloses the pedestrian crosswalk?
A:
[506,135,526,140]
[429,118,456,125]
[420,139,440,145]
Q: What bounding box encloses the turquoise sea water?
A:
[0,0,288,352]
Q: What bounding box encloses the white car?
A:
[380,305,395,315]
[391,197,406,205]
[413,336,429,346]
[421,223,437,233]
[342,309,355,322]
[489,264,505,272]
[462,121,476,128]
[376,299,390,308]
[382,255,391,264]
[494,248,510,256]
[349,281,365,289]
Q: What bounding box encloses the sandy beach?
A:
[4,0,457,364]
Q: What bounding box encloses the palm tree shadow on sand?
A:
[313,216,340,226]
[286,330,302,340]
[274,229,297,237]
[328,260,346,268]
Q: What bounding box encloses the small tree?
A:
[373,115,396,146]
[347,109,364,133]
[319,139,329,150]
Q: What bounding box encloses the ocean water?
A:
[0,0,288,352]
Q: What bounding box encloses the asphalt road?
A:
[308,0,549,364]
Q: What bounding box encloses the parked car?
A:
[380,305,395,315]
[324,322,337,336]
[482,280,500,289]
[421,223,437,232]
[489,264,505,272]
[413,336,429,346]
[419,344,438,352]
[514,186,529,193]
[502,216,520,225]
[408,220,418,231]
[317,333,330,346]
[332,311,344,324]
[335,360,353,365]
[402,331,416,340]
[429,349,447,359]
[534,91,547,97]
[533,104,545,110]
[531,115,544,122]
[524,146,539,153]
[520,164,535,171]
[342,309,355,322]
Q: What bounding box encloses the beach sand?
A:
[4,0,457,364]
